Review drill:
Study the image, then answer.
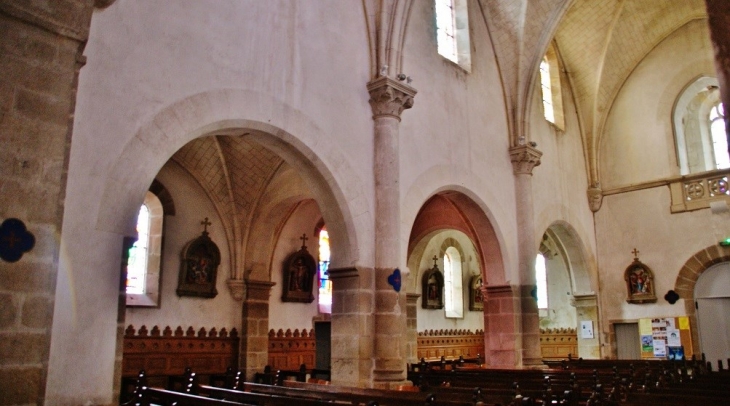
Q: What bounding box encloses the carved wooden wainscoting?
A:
[539,327,577,360]
[122,324,239,387]
[417,329,485,361]
[268,328,316,371]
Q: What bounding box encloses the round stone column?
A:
[509,144,543,366]
[366,76,415,387]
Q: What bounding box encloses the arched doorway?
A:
[694,262,730,367]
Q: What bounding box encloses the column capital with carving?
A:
[367,76,417,120]
[509,145,543,175]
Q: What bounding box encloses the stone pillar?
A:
[0,1,95,404]
[509,144,543,367]
[483,284,520,366]
[571,293,600,359]
[705,0,730,151]
[366,76,416,387]
[240,279,275,381]
[329,266,373,388]
[405,293,420,365]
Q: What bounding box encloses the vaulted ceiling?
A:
[478,0,710,186]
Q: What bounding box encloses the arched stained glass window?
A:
[318,227,332,314]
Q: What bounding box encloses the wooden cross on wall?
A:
[300,233,308,250]
[201,217,212,235]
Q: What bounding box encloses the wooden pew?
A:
[149,368,491,406]
[122,370,254,406]
[123,386,255,406]
[244,380,489,406]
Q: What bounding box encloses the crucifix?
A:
[632,248,639,260]
[300,233,308,250]
[201,217,212,234]
[432,255,438,268]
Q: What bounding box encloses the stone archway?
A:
[540,222,600,359]
[48,89,371,401]
[673,244,730,357]
[407,191,515,366]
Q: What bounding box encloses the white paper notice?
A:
[667,329,681,347]
[653,339,666,357]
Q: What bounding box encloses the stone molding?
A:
[509,145,542,175]
[243,279,275,301]
[571,293,597,307]
[367,76,416,120]
[587,186,603,212]
[328,266,359,280]
[227,278,245,301]
[0,2,93,41]
[406,293,421,304]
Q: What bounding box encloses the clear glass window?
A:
[436,0,457,63]
[710,102,729,170]
[540,57,555,124]
[443,246,464,318]
[126,204,150,294]
[535,253,548,309]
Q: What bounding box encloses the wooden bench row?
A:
[123,370,496,406]
[408,358,730,406]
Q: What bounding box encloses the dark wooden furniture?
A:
[121,324,239,396]
[267,328,315,371]
[416,329,484,362]
[539,327,578,360]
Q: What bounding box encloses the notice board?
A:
[638,316,692,360]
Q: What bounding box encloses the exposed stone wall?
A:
[0,2,94,404]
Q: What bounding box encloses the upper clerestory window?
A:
[436,0,471,72]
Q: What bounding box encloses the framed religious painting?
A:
[421,260,444,309]
[176,219,221,298]
[469,275,484,311]
[624,251,656,304]
[282,234,317,303]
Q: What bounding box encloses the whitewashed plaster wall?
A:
[50,2,375,402]
[596,20,719,326]
[529,55,598,294]
[125,161,241,333]
[541,253,577,329]
[414,230,485,332]
[268,199,323,332]
[600,20,715,188]
[595,188,721,321]
[399,0,518,284]
[50,0,522,402]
